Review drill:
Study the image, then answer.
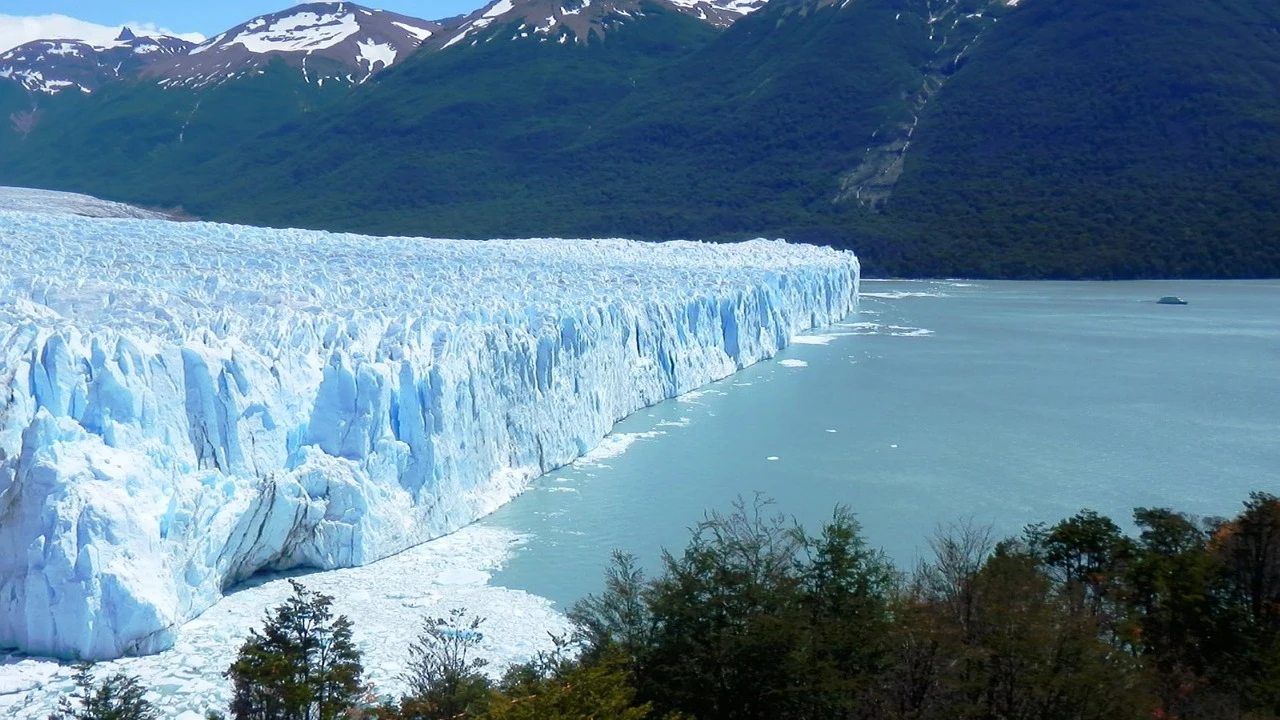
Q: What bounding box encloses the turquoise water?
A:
[479,280,1280,609]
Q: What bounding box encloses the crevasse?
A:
[0,205,859,660]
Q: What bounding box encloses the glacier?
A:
[0,191,859,661]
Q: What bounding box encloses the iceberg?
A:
[0,190,859,660]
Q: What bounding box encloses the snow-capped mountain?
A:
[664,0,769,27]
[141,2,442,87]
[1,0,766,95]
[430,0,767,49]
[0,29,194,94]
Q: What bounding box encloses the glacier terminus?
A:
[0,188,859,661]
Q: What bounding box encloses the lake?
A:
[480,280,1280,609]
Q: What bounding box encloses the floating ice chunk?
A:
[789,334,838,345]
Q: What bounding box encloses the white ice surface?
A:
[837,322,934,337]
[0,525,570,718]
[0,186,171,219]
[789,334,838,345]
[0,187,858,661]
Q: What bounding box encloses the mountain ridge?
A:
[0,30,194,94]
[1,0,1277,279]
[0,0,767,95]
[142,3,442,88]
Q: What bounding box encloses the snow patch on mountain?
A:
[0,32,193,94]
[487,0,519,18]
[356,39,396,72]
[391,20,434,40]
[145,3,441,88]
[0,15,203,56]
[0,188,859,661]
[229,9,361,53]
[435,0,768,49]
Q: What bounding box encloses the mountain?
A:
[186,0,999,241]
[0,0,755,97]
[0,30,194,94]
[428,0,766,50]
[1,0,1277,279]
[142,2,442,87]
[869,0,1280,278]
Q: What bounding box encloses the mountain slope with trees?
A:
[872,0,1280,278]
[2,0,1278,278]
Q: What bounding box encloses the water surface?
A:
[481,280,1280,608]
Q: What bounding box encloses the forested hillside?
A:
[874,0,1280,278]
[2,0,1278,278]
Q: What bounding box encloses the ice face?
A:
[0,194,859,660]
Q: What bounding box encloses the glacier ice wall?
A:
[0,203,859,660]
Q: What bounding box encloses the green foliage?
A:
[561,493,1280,720]
[572,496,895,719]
[395,609,493,720]
[880,0,1280,278]
[1208,492,1280,713]
[48,664,158,720]
[485,655,656,720]
[213,492,1280,720]
[568,550,651,669]
[226,579,365,720]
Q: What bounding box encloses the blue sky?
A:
[3,1,483,37]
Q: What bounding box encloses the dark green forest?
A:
[3,0,1279,279]
[876,0,1280,278]
[59,492,1280,720]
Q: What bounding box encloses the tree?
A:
[639,495,808,719]
[937,542,1148,720]
[915,520,996,637]
[484,656,656,720]
[1209,492,1280,715]
[1216,492,1280,632]
[226,579,365,720]
[792,506,896,719]
[1026,510,1135,639]
[574,496,896,720]
[49,664,158,720]
[397,608,492,720]
[568,551,651,669]
[1125,508,1218,668]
